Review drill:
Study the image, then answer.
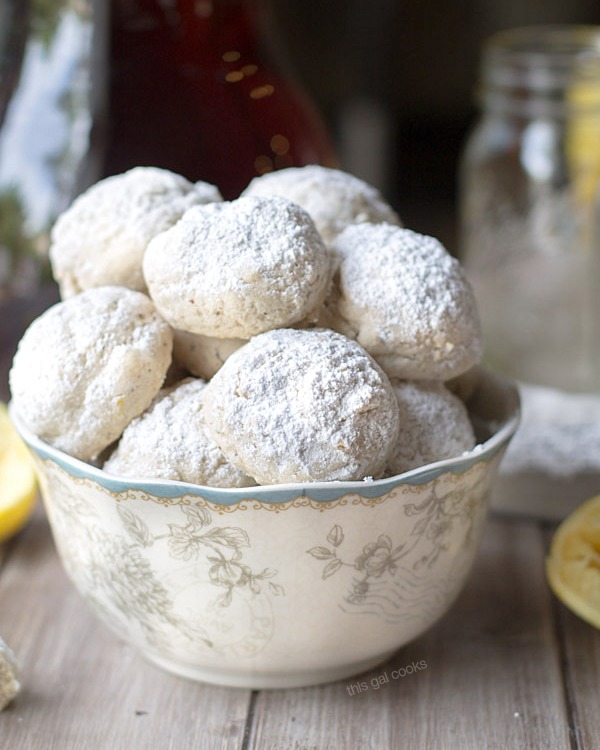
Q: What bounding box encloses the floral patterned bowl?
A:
[10,368,519,689]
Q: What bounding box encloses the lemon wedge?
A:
[546,494,600,629]
[0,404,37,544]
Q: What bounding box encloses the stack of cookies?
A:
[10,165,482,486]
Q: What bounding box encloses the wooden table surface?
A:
[1,505,599,750]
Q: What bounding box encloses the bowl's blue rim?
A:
[9,378,520,506]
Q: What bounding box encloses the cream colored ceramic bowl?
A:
[11,368,519,690]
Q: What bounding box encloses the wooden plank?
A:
[245,518,574,750]
[0,510,251,750]
[547,527,600,750]
[555,604,600,750]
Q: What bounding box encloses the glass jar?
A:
[459,26,600,517]
[459,25,600,393]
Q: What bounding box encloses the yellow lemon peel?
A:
[0,404,37,544]
[546,494,600,629]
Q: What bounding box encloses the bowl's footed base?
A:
[143,648,398,690]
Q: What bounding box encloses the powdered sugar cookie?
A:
[143,196,331,338]
[172,330,246,380]
[387,380,476,475]
[242,164,400,243]
[0,636,20,712]
[104,379,255,487]
[242,165,401,244]
[9,286,172,461]
[203,328,400,484]
[50,167,222,298]
[330,224,483,380]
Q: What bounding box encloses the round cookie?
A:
[172,330,246,380]
[329,224,483,380]
[386,380,476,476]
[242,165,401,244]
[143,196,331,339]
[50,167,222,297]
[202,328,400,484]
[9,286,173,461]
[104,379,255,487]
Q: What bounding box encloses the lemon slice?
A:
[0,404,37,544]
[546,494,600,629]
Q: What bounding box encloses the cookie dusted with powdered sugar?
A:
[9,286,172,462]
[143,196,331,339]
[329,224,483,381]
[242,165,401,244]
[386,380,476,475]
[202,328,400,485]
[104,379,255,487]
[0,637,20,712]
[50,167,222,298]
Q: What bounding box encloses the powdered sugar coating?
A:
[203,328,400,484]
[0,636,20,712]
[50,167,222,298]
[9,286,173,461]
[330,224,483,380]
[386,380,476,475]
[143,196,332,338]
[104,379,255,487]
[172,330,246,380]
[242,165,401,244]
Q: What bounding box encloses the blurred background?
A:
[3,0,600,297]
[266,0,600,252]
